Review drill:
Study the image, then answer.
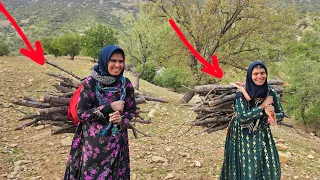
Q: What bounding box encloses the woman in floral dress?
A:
[64,45,136,180]
[220,61,284,180]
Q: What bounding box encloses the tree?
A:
[58,33,82,60]
[282,27,320,130]
[119,5,181,90]
[41,37,63,57]
[82,24,118,61]
[148,0,297,84]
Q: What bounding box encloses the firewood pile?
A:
[12,61,167,138]
[190,80,292,134]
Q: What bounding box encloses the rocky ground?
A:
[0,56,320,180]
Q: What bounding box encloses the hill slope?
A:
[0,56,320,179]
[0,0,140,52]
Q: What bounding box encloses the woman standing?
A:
[64,45,136,180]
[220,62,284,180]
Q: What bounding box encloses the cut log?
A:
[42,95,70,105]
[23,96,36,102]
[59,81,76,88]
[135,98,147,104]
[51,126,77,135]
[19,114,39,121]
[38,106,68,115]
[12,100,52,109]
[207,94,236,106]
[53,85,73,93]
[181,90,195,104]
[192,117,231,126]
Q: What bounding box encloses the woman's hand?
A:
[265,104,277,126]
[260,96,273,110]
[109,111,121,125]
[111,100,125,112]
[265,104,275,114]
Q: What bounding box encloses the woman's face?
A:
[252,67,267,86]
[108,53,124,76]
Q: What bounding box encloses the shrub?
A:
[137,62,157,82]
[0,43,10,56]
[160,67,188,91]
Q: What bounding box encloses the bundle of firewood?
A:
[190,80,292,134]
[12,61,167,138]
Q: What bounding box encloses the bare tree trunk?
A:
[134,64,146,90]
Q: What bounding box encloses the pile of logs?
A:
[190,80,292,134]
[12,61,167,138]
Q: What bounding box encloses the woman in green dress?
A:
[220,61,284,180]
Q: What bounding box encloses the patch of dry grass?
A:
[0,56,320,180]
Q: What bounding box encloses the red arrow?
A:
[0,2,45,65]
[169,18,223,78]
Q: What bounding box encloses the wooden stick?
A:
[128,123,151,137]
[42,95,70,105]
[12,100,52,109]
[53,85,73,93]
[45,60,82,80]
[38,106,68,115]
[192,117,231,126]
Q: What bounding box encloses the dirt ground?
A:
[0,56,320,180]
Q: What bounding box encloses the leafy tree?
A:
[41,37,62,57]
[136,61,157,82]
[282,28,320,129]
[119,5,181,89]
[148,0,297,84]
[58,33,82,60]
[82,24,118,61]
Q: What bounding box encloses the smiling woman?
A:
[63,45,136,180]
[220,61,285,180]
[251,65,267,86]
[108,53,124,76]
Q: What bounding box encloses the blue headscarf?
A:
[93,45,125,84]
[245,61,268,99]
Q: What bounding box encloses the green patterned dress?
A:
[220,87,284,180]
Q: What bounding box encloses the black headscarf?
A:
[93,45,125,84]
[245,61,268,99]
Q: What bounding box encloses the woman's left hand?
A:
[265,105,277,126]
[109,111,121,125]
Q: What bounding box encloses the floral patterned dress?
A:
[220,88,284,180]
[64,76,136,180]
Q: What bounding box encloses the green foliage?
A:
[119,4,182,89]
[282,28,320,126]
[41,37,62,57]
[146,0,297,84]
[0,0,135,51]
[0,42,10,56]
[136,62,157,82]
[158,67,188,91]
[58,33,82,60]
[82,25,118,60]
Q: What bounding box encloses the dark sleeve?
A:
[235,91,264,125]
[120,78,137,129]
[269,88,285,122]
[77,76,113,123]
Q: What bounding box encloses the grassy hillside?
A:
[0,56,320,179]
[0,0,140,52]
